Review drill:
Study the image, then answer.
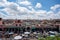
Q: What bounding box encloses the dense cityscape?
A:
[0,18,60,40]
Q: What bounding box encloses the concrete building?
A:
[0,18,60,32]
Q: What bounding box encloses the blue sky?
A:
[0,0,60,19]
[7,0,60,11]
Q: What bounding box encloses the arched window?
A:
[16,24,18,26]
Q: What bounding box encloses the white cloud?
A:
[46,11,60,19]
[0,0,7,2]
[51,4,60,10]
[19,1,31,6]
[35,10,47,15]
[0,12,8,19]
[17,6,30,14]
[35,3,42,8]
[0,0,60,20]
[0,2,4,7]
[0,0,7,7]
[49,4,60,19]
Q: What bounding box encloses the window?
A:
[16,24,18,26]
[0,18,2,21]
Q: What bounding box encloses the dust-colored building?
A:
[0,18,60,32]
